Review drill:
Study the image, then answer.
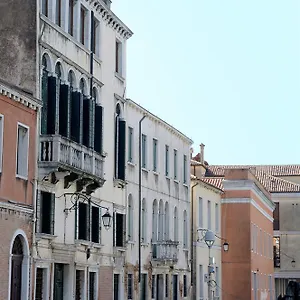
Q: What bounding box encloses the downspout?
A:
[191,182,199,300]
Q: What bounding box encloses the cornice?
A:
[85,0,133,40]
[0,81,42,111]
[127,99,193,145]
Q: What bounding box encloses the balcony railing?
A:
[152,240,179,262]
[39,135,104,179]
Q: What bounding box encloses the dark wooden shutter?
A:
[59,84,69,137]
[82,97,91,148]
[41,71,48,134]
[273,202,280,230]
[94,104,103,153]
[50,193,55,235]
[117,119,126,181]
[71,91,81,143]
[116,213,124,247]
[114,118,118,178]
[47,76,57,134]
[41,191,51,234]
[78,202,88,240]
[91,206,100,243]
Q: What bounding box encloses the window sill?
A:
[127,240,135,245]
[183,183,188,187]
[36,233,57,240]
[183,248,189,252]
[127,161,135,167]
[153,171,159,176]
[165,176,171,180]
[93,55,102,65]
[174,179,179,183]
[75,239,91,247]
[142,168,148,173]
[92,243,103,249]
[113,178,127,188]
[16,174,28,181]
[114,246,126,252]
[115,72,125,83]
[141,242,149,247]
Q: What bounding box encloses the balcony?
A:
[152,241,179,263]
[38,135,105,193]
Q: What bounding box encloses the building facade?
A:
[124,99,193,299]
[0,80,40,299]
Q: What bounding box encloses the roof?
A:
[200,177,224,191]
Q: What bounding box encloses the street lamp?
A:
[204,230,215,300]
[223,241,229,252]
[102,210,112,230]
[204,230,216,248]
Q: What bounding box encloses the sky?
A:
[112,0,300,165]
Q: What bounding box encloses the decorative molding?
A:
[272,192,300,199]
[221,198,274,222]
[274,271,300,278]
[0,200,33,216]
[274,231,300,236]
[0,81,42,111]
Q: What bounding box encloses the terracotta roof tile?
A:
[199,177,224,192]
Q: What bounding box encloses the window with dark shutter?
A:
[91,206,100,243]
[40,191,55,235]
[35,268,44,300]
[41,70,48,134]
[78,202,88,240]
[183,275,187,297]
[59,85,69,137]
[71,91,81,143]
[115,213,124,247]
[273,237,280,268]
[82,97,91,148]
[68,0,74,35]
[94,104,103,153]
[117,119,126,181]
[47,77,57,134]
[273,202,280,230]
[89,272,96,300]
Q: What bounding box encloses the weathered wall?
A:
[0,0,37,95]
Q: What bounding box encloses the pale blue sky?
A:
[113,0,300,165]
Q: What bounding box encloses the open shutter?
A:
[82,97,91,148]
[71,91,81,143]
[41,71,48,134]
[91,206,100,243]
[59,84,69,137]
[94,104,103,153]
[36,190,41,233]
[47,76,57,134]
[90,99,95,149]
[114,118,118,178]
[50,193,55,235]
[117,119,126,180]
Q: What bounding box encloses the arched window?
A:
[158,200,164,241]
[141,198,146,242]
[68,71,75,90]
[41,54,50,134]
[183,210,188,248]
[80,78,86,95]
[152,199,158,242]
[55,62,62,80]
[92,87,99,103]
[127,194,133,241]
[174,207,178,242]
[9,232,30,300]
[164,202,169,240]
[94,86,103,154]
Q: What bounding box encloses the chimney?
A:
[200,143,205,164]
[190,147,194,159]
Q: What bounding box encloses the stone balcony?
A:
[152,240,179,263]
[38,135,105,193]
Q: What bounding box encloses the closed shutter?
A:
[59,84,69,137]
[82,97,93,148]
[50,193,55,235]
[94,105,103,153]
[41,71,48,134]
[114,118,118,178]
[36,190,41,233]
[71,91,81,143]
[117,119,126,181]
[91,206,100,243]
[90,99,95,149]
[47,76,57,134]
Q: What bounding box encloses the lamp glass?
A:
[204,230,215,248]
[102,211,112,229]
[223,242,229,252]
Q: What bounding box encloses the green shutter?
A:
[59,84,69,137]
[94,104,103,153]
[47,76,57,134]
[82,97,90,147]
[118,119,126,180]
[71,91,81,143]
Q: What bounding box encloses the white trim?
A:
[0,200,33,214]
[8,229,30,300]
[33,265,50,300]
[274,271,300,279]
[274,230,300,235]
[16,122,30,180]
[221,198,274,222]
[272,192,300,198]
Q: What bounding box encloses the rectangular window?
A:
[165,145,169,176]
[42,0,48,16]
[151,275,155,299]
[113,274,119,300]
[199,265,204,298]
[115,40,123,74]
[215,203,219,232]
[55,0,61,26]
[183,154,187,183]
[183,275,187,297]
[165,274,168,298]
[273,202,280,230]
[269,275,273,300]
[40,191,55,235]
[76,270,85,300]
[174,149,178,180]
[35,268,46,300]
[16,123,29,178]
[115,213,125,247]
[198,197,203,228]
[215,266,219,296]
[78,202,89,240]
[89,272,96,300]
[80,5,87,45]
[53,264,64,300]
[92,16,100,56]
[153,139,157,172]
[253,273,258,300]
[127,274,133,299]
[0,115,4,172]
[91,206,100,243]
[142,134,147,168]
[207,200,211,230]
[68,0,74,35]
[141,274,147,300]
[273,237,280,268]
[128,127,133,162]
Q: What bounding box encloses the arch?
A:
[141,198,147,242]
[55,61,63,79]
[152,199,158,242]
[92,86,100,104]
[127,194,133,241]
[68,70,76,89]
[41,51,54,73]
[183,210,188,248]
[115,103,122,118]
[158,200,164,241]
[164,202,169,240]
[54,58,67,81]
[8,229,30,300]
[79,76,88,95]
[174,207,178,242]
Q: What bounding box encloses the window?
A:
[152,200,158,242]
[39,191,55,235]
[115,213,125,247]
[183,275,187,297]
[273,237,280,268]
[80,5,87,45]
[128,127,133,162]
[55,0,62,26]
[141,198,146,242]
[91,206,100,243]
[128,195,133,241]
[253,272,258,300]
[141,274,147,300]
[158,200,164,241]
[76,270,84,300]
[215,267,219,296]
[165,274,168,298]
[215,203,219,232]
[183,154,187,183]
[53,264,64,300]
[16,124,29,178]
[0,115,3,172]
[269,275,273,300]
[273,202,280,230]
[92,16,100,56]
[164,202,169,240]
[199,265,204,299]
[183,210,187,248]
[68,0,74,35]
[174,149,178,179]
[151,275,155,299]
[165,145,169,176]
[127,274,133,299]
[198,197,203,228]
[114,274,119,300]
[153,139,157,172]
[42,0,48,16]
[78,202,89,240]
[89,272,96,300]
[207,200,211,230]
[142,134,147,168]
[115,40,123,74]
[174,207,178,241]
[35,268,46,300]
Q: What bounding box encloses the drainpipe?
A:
[191,182,199,300]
